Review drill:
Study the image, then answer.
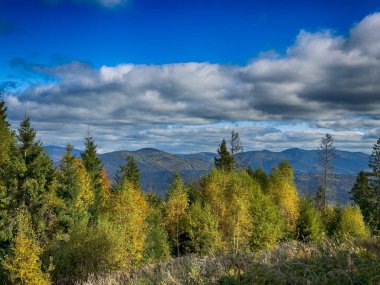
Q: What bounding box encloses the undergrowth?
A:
[75,238,380,285]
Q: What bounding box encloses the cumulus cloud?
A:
[4,13,380,153]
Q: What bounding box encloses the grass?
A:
[76,238,380,285]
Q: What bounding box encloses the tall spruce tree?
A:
[17,116,54,226]
[115,155,141,190]
[214,139,234,171]
[350,171,376,230]
[81,133,103,223]
[56,144,93,232]
[0,96,25,265]
[368,138,380,231]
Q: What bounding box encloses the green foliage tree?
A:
[115,155,141,190]
[350,171,376,231]
[2,211,51,285]
[0,97,25,253]
[253,167,269,193]
[55,144,94,233]
[144,206,170,262]
[297,196,325,242]
[250,191,285,249]
[267,161,300,235]
[186,201,221,255]
[81,133,104,223]
[53,217,127,280]
[17,116,54,229]
[164,173,189,256]
[214,139,234,171]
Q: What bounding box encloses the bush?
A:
[53,218,127,280]
[336,205,370,239]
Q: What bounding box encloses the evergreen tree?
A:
[55,144,94,232]
[81,133,104,223]
[214,139,234,171]
[17,116,54,228]
[253,167,269,193]
[230,130,245,169]
[297,196,325,242]
[115,155,141,190]
[350,171,377,230]
[368,138,380,231]
[0,96,25,266]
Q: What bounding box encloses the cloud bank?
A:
[4,13,380,153]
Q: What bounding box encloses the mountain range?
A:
[45,146,370,203]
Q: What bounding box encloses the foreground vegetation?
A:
[78,238,380,285]
[1,95,380,284]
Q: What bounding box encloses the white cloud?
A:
[4,13,380,153]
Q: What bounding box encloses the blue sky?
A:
[1,0,380,153]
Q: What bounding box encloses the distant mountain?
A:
[45,146,370,202]
[100,148,210,196]
[45,145,81,162]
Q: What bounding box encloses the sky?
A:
[1,0,380,153]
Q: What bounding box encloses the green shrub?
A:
[297,196,325,242]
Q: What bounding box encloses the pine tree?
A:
[81,133,104,223]
[230,130,245,169]
[297,196,325,242]
[55,144,94,232]
[214,139,234,171]
[0,96,25,260]
[115,155,141,190]
[366,138,380,232]
[164,173,189,257]
[2,211,51,285]
[17,116,54,228]
[350,171,377,230]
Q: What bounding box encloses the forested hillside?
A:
[0,97,379,284]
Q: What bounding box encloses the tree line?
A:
[0,96,378,284]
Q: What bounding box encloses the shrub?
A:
[297,197,325,242]
[336,205,370,239]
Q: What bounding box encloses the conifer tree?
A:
[81,133,104,223]
[214,139,234,171]
[55,144,94,232]
[297,196,325,242]
[115,155,141,190]
[164,173,189,257]
[368,138,380,231]
[17,116,54,227]
[0,96,25,258]
[350,171,376,230]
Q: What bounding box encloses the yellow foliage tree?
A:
[268,161,300,234]
[337,205,370,239]
[2,211,51,285]
[73,158,94,212]
[164,173,189,256]
[202,169,258,252]
[106,179,150,266]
